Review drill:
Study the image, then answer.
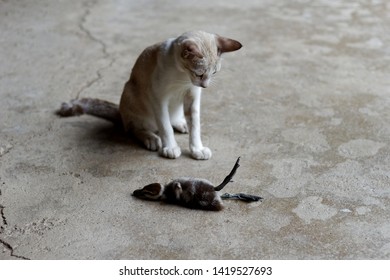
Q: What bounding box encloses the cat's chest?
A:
[153,72,193,96]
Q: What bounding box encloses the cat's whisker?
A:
[208,76,220,88]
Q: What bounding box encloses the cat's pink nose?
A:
[200,80,209,88]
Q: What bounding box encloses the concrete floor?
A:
[1,0,389,260]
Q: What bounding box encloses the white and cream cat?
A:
[58,31,242,160]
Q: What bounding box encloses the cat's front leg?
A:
[171,103,188,134]
[184,88,212,160]
[154,101,181,159]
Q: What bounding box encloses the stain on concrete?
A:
[266,158,315,198]
[338,139,386,159]
[293,196,338,224]
[282,128,330,153]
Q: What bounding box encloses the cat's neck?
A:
[156,38,195,89]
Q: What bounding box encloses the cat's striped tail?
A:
[56,98,122,124]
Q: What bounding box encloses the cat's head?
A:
[176,31,242,88]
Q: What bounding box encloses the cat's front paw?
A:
[190,147,212,160]
[159,146,181,159]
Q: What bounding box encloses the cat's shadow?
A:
[61,117,193,159]
[86,122,193,157]
[82,121,140,149]
[60,117,141,152]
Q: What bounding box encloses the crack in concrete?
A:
[0,205,7,226]
[75,0,116,99]
[0,238,30,260]
[0,193,30,259]
[0,208,30,259]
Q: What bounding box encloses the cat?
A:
[58,31,242,160]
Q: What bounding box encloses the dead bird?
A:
[132,157,262,211]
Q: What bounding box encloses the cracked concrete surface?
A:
[75,0,115,100]
[1,0,390,259]
[1,192,29,259]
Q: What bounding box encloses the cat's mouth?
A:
[192,80,209,88]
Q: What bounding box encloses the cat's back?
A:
[130,42,162,85]
[119,42,163,131]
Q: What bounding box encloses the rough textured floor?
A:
[1,0,389,259]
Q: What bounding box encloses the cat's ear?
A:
[181,40,204,59]
[216,35,242,54]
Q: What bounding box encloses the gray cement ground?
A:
[1,0,389,259]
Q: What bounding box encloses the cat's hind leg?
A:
[172,120,188,134]
[133,129,162,151]
[123,115,162,152]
